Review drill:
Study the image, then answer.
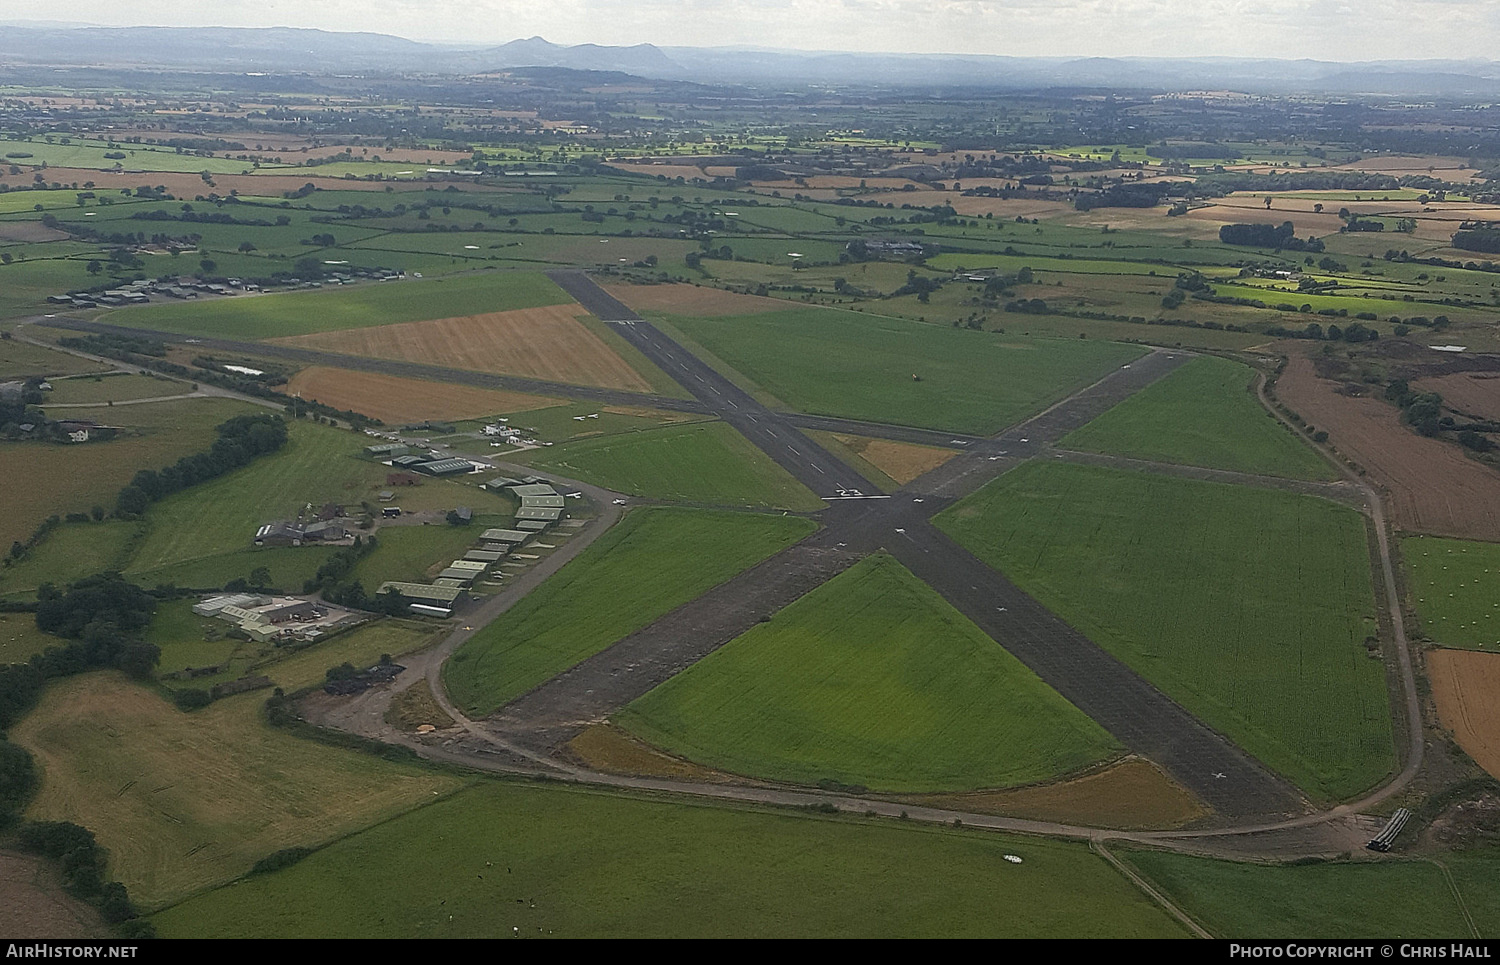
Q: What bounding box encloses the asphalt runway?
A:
[522,272,1305,818]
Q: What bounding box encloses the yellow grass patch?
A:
[601,282,787,317]
[12,673,462,907]
[270,303,653,393]
[831,433,955,485]
[902,757,1208,831]
[280,366,561,424]
[566,723,731,783]
[1429,648,1500,781]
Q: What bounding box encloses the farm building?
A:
[465,549,506,563]
[378,582,464,606]
[509,483,559,499]
[437,568,478,585]
[483,476,522,491]
[365,443,410,457]
[192,593,261,617]
[481,528,531,544]
[254,520,349,547]
[516,520,550,532]
[414,458,475,476]
[516,506,563,522]
[451,506,473,524]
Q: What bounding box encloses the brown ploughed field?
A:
[271,303,653,392]
[1417,372,1500,423]
[280,366,561,424]
[1275,351,1500,541]
[1428,648,1500,780]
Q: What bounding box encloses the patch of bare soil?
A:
[1275,349,1500,540]
[0,851,107,939]
[898,757,1208,831]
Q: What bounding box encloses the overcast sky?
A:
[4,0,1492,60]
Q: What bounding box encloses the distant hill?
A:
[0,21,1497,95]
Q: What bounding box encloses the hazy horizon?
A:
[0,2,1491,63]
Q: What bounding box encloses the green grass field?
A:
[445,508,815,716]
[0,397,262,550]
[150,781,1186,938]
[103,271,571,339]
[0,519,139,596]
[0,336,110,379]
[617,554,1119,791]
[936,462,1392,800]
[517,421,823,511]
[122,420,476,579]
[664,308,1145,435]
[11,673,463,908]
[1059,356,1336,479]
[1123,849,1485,938]
[0,611,58,665]
[43,373,188,404]
[346,517,507,588]
[1403,535,1500,651]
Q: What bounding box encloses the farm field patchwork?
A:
[10,673,464,908]
[270,302,654,392]
[1122,849,1484,938]
[445,508,815,716]
[616,554,1120,792]
[664,307,1146,435]
[936,461,1392,800]
[1427,648,1500,781]
[1403,535,1500,650]
[1060,355,1336,480]
[514,420,823,511]
[278,367,563,425]
[149,781,1187,938]
[0,519,140,597]
[105,271,571,339]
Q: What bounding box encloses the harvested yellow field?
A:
[1429,648,1500,780]
[271,303,653,392]
[281,366,561,424]
[12,674,462,907]
[831,433,955,485]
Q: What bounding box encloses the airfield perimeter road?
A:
[35,278,1400,829]
[540,269,1305,819]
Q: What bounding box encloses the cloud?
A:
[3,0,1494,60]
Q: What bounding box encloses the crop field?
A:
[280,366,562,424]
[1416,372,1500,424]
[10,673,464,908]
[43,372,188,405]
[1428,648,1500,780]
[1122,849,1484,938]
[1059,356,1336,479]
[150,781,1186,938]
[515,421,823,511]
[445,508,815,716]
[616,555,1119,792]
[106,271,571,339]
[666,308,1146,435]
[0,396,261,549]
[936,462,1392,800]
[1277,352,1500,541]
[1403,535,1500,650]
[271,303,654,392]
